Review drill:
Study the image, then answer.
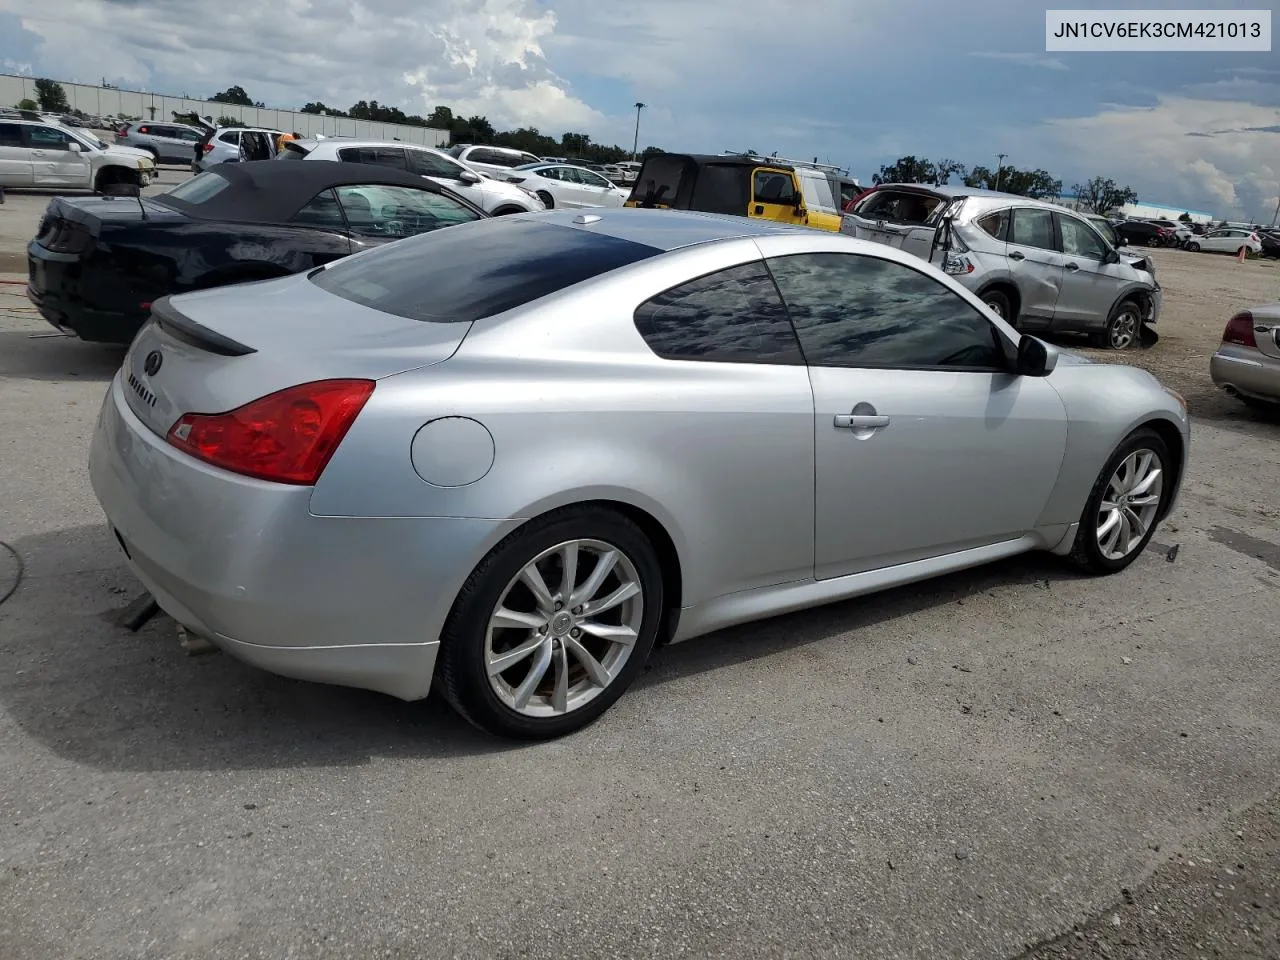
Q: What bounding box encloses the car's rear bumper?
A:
[26,242,149,344]
[89,374,516,701]
[1211,345,1280,403]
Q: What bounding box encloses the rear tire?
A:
[1067,427,1171,575]
[1186,241,1200,252]
[436,506,664,740]
[980,289,1013,324]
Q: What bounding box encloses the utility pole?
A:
[995,153,1007,192]
[1271,192,1279,227]
[632,102,646,160]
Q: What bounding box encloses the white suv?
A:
[279,138,544,216]
[448,144,543,178]
[0,112,155,193]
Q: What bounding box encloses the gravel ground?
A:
[1,232,1280,959]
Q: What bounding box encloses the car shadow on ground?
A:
[0,329,125,382]
[0,521,1093,772]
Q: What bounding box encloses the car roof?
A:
[152,159,476,223]
[869,182,1070,208]
[302,138,443,152]
[504,207,815,252]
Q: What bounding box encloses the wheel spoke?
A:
[563,635,612,687]
[511,639,553,708]
[577,620,638,646]
[1128,494,1159,508]
[1099,511,1122,555]
[1131,467,1162,497]
[490,607,545,631]
[488,635,547,677]
[1122,506,1148,540]
[570,549,618,607]
[519,563,555,612]
[583,580,640,618]
[551,641,570,714]
[1100,499,1121,513]
[559,542,580,600]
[1116,508,1134,555]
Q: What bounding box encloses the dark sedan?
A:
[26,160,488,343]
[1112,219,1168,247]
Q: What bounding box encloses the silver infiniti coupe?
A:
[89,209,1190,739]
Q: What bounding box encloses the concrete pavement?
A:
[2,283,1280,959]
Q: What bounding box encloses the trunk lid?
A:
[120,271,474,441]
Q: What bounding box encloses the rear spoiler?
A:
[151,296,256,357]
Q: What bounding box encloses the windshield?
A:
[156,170,232,205]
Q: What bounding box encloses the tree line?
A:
[872,155,1139,214]
[211,86,656,164]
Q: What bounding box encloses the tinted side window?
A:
[407,149,465,178]
[293,188,346,229]
[1009,208,1056,250]
[977,209,1010,240]
[0,123,22,147]
[338,146,407,170]
[633,262,803,365]
[767,253,1005,370]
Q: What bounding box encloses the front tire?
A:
[1092,299,1141,350]
[1186,241,1200,252]
[436,507,664,740]
[536,190,554,209]
[1067,427,1171,575]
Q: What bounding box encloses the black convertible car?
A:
[26,160,488,343]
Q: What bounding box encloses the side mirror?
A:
[1104,248,1121,264]
[457,170,481,184]
[1015,335,1057,377]
[68,142,81,153]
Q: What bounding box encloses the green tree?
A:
[1070,176,1138,214]
[216,114,244,127]
[932,158,967,186]
[872,155,938,185]
[427,105,453,128]
[210,85,254,106]
[1178,211,1192,222]
[34,78,70,113]
[16,98,38,111]
[966,164,1061,198]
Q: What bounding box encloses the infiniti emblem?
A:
[143,350,163,377]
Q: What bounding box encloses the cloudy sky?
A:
[1,0,1277,219]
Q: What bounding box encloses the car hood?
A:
[102,145,155,166]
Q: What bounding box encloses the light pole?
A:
[632,102,645,160]
[995,153,1007,192]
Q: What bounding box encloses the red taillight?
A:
[1222,311,1256,348]
[138,125,149,134]
[115,129,126,138]
[202,142,215,153]
[165,379,375,485]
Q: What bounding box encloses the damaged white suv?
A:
[0,111,155,194]
[842,184,1161,349]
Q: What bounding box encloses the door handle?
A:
[753,204,764,215]
[834,414,890,429]
[1065,261,1080,271]
[1009,250,1025,261]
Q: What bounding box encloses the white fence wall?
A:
[0,74,449,147]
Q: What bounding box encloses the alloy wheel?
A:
[1109,307,1139,349]
[1096,449,1163,560]
[485,539,644,718]
[984,299,1004,318]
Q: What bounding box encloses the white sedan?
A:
[503,163,630,210]
[1187,228,1262,255]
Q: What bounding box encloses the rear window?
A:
[160,171,231,205]
[278,141,310,160]
[310,218,661,324]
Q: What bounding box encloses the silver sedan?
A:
[1210,303,1280,409]
[89,209,1190,739]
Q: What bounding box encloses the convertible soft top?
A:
[152,160,476,224]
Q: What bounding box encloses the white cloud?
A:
[969,51,1069,71]
[1038,97,1280,218]
[0,0,602,132]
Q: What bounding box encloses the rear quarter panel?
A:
[310,238,819,608]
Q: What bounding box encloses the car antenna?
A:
[132,183,148,220]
